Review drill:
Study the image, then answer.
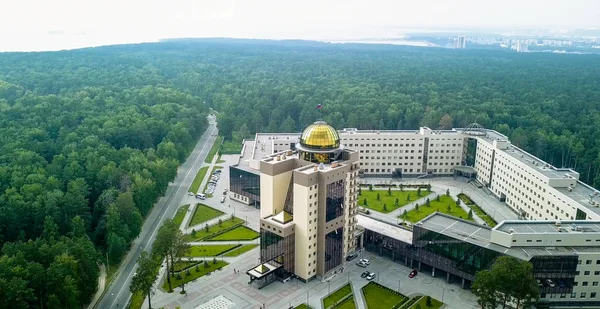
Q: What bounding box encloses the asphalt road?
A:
[96,115,218,309]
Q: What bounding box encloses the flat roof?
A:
[246,261,281,279]
[496,220,600,234]
[356,214,413,244]
[420,214,600,258]
[556,182,600,216]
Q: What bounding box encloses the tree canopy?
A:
[1,38,599,307]
[472,256,539,309]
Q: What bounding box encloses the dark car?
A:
[409,269,418,278]
[346,253,358,261]
[361,271,370,278]
[559,280,566,288]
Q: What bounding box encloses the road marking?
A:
[108,124,218,309]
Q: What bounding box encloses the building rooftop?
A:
[495,220,600,234]
[357,214,413,244]
[556,182,600,216]
[420,213,600,259]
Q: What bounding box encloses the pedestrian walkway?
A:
[86,264,106,309]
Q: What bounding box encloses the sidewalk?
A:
[86,264,106,309]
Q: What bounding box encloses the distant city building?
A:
[246,121,359,286]
[517,41,529,52]
[453,36,467,49]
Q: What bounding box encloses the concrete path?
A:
[87,264,106,309]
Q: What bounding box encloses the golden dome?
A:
[299,121,340,150]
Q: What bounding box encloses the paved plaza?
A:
[148,155,520,309]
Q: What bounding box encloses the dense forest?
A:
[0,39,599,307]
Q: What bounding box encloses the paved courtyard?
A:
[148,155,518,309]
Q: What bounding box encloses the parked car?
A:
[187,192,194,196]
[366,273,376,280]
[408,269,418,278]
[359,258,370,265]
[537,279,544,288]
[346,253,358,261]
[361,271,370,278]
[546,279,555,288]
[214,170,222,173]
[356,261,367,268]
[196,193,206,200]
[223,188,228,193]
[559,280,566,288]
[220,195,226,203]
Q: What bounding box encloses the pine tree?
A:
[395,198,399,206]
[377,193,381,201]
[383,204,387,212]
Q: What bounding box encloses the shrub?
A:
[446,189,450,196]
[407,194,411,201]
[218,218,223,227]
[205,224,209,233]
[369,184,373,191]
[415,204,419,212]
[417,187,422,196]
[447,204,452,213]
[377,193,381,201]
[388,187,392,196]
[204,260,209,268]
[213,257,217,264]
[383,204,387,211]
[395,198,399,206]
[436,195,440,202]
[468,209,473,219]
[363,198,368,206]
[191,229,196,237]
[425,198,430,206]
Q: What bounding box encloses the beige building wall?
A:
[259,170,292,219]
[292,182,316,280]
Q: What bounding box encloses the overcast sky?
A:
[0,0,599,51]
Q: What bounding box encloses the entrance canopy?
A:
[246,260,283,289]
[453,166,477,178]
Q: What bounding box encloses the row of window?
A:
[544,292,597,299]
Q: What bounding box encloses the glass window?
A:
[325,180,345,222]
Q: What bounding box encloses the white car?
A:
[220,195,226,203]
[187,192,194,196]
[366,273,376,280]
[359,258,370,265]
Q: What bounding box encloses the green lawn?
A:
[189,166,209,193]
[400,195,473,223]
[362,282,407,309]
[224,244,259,257]
[323,284,353,308]
[209,226,259,241]
[173,204,190,227]
[173,260,200,272]
[163,260,228,291]
[220,139,243,154]
[188,204,224,227]
[190,217,245,241]
[408,296,443,309]
[336,298,357,309]
[186,244,239,257]
[205,136,223,163]
[294,304,312,309]
[203,165,223,197]
[359,190,432,213]
[468,205,498,227]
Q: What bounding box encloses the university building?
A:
[230,123,600,222]
[235,122,600,306]
[360,213,600,307]
[246,121,360,286]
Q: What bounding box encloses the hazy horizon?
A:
[1,0,599,52]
